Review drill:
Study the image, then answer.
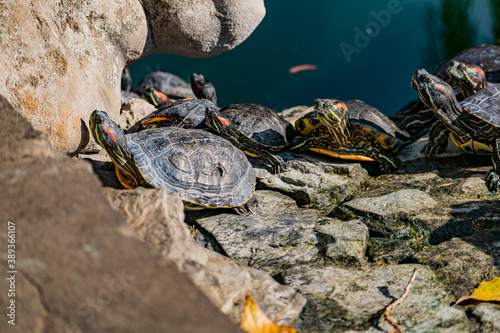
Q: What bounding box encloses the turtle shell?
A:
[126,127,256,209]
[132,71,195,98]
[219,104,296,150]
[460,84,500,127]
[125,99,219,133]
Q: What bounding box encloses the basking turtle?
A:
[290,99,402,173]
[191,73,217,104]
[398,44,500,136]
[446,60,497,98]
[205,104,296,174]
[411,69,500,191]
[132,71,195,101]
[295,99,410,154]
[125,98,219,133]
[90,110,258,214]
[143,85,170,108]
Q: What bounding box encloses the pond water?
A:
[129,0,498,114]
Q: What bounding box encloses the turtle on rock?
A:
[290,98,402,173]
[295,99,410,154]
[191,73,217,104]
[411,69,500,192]
[205,104,296,174]
[90,110,258,214]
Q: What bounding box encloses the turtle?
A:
[290,98,402,173]
[125,98,220,133]
[295,99,410,154]
[132,71,195,101]
[121,66,132,92]
[446,60,497,98]
[411,69,500,191]
[191,73,217,104]
[90,110,258,214]
[397,44,500,137]
[204,104,297,174]
[143,85,170,108]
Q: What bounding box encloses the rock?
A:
[121,90,142,104]
[414,237,496,299]
[282,264,475,333]
[0,156,242,332]
[333,189,438,239]
[460,174,490,196]
[0,0,265,152]
[253,151,369,212]
[472,303,500,332]
[367,238,422,265]
[103,188,307,325]
[118,98,157,130]
[187,190,369,276]
[397,134,463,162]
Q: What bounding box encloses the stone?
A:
[0,0,265,152]
[0,158,242,333]
[103,188,307,325]
[460,174,490,196]
[187,190,369,276]
[397,134,463,162]
[472,303,500,332]
[282,264,475,333]
[333,189,438,239]
[414,237,496,299]
[118,98,157,131]
[253,151,369,212]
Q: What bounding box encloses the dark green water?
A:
[129,0,497,114]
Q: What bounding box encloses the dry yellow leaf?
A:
[240,291,297,333]
[456,277,500,305]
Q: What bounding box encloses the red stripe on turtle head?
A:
[434,82,451,99]
[334,102,348,111]
[102,124,117,142]
[195,82,202,90]
[471,66,485,77]
[154,90,168,103]
[217,116,230,126]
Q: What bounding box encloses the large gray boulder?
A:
[0,0,265,152]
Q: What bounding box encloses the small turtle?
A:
[191,73,217,104]
[290,99,402,173]
[398,44,500,136]
[446,60,497,98]
[295,99,410,154]
[411,69,500,191]
[143,85,170,108]
[132,71,195,101]
[125,98,219,133]
[205,104,296,174]
[90,110,258,214]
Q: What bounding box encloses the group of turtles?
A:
[91,44,500,215]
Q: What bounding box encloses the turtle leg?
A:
[350,130,402,173]
[233,194,259,215]
[400,108,436,138]
[422,121,450,156]
[485,138,500,192]
[260,150,286,174]
[100,161,116,171]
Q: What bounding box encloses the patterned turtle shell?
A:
[127,127,256,210]
[460,84,500,128]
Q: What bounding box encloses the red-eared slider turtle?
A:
[205,104,297,174]
[191,73,217,105]
[295,99,410,154]
[90,110,258,214]
[143,85,170,108]
[398,44,500,136]
[411,69,500,191]
[290,99,402,173]
[125,98,219,133]
[446,60,497,98]
[132,71,195,101]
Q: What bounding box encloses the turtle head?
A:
[143,85,168,108]
[411,69,458,109]
[191,73,217,105]
[204,107,234,138]
[446,60,486,97]
[89,110,130,159]
[314,98,351,145]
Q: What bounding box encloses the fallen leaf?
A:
[456,277,500,305]
[289,64,318,74]
[240,291,297,333]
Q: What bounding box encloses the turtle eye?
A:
[421,76,430,83]
[94,116,103,124]
[458,64,466,71]
[323,102,332,108]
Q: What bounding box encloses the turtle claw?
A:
[485,169,500,192]
[233,195,259,216]
[422,143,445,157]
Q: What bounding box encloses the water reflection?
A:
[422,0,477,69]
